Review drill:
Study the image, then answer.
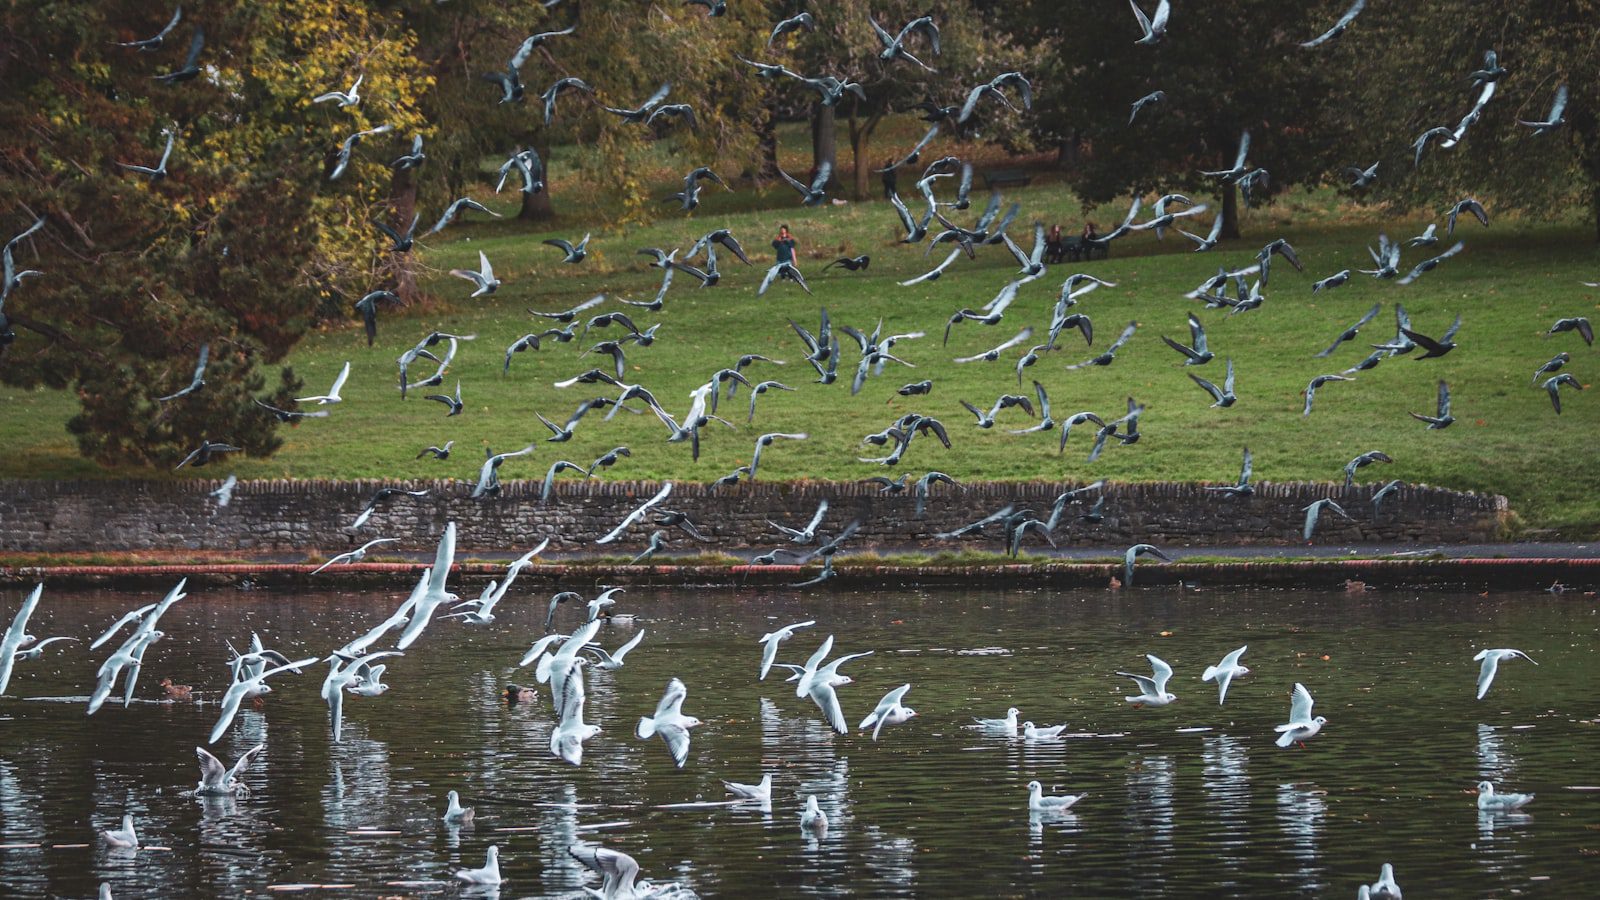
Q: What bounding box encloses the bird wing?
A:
[1288,682,1315,723]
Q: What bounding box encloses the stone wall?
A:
[0,478,1509,555]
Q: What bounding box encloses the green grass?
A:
[4,142,1599,536]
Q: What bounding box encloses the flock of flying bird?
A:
[0,513,1549,898]
[0,2,1590,896]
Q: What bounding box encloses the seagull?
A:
[1024,721,1068,740]
[194,744,265,796]
[454,845,502,885]
[423,381,463,417]
[209,656,317,744]
[1275,682,1327,748]
[597,483,673,544]
[312,73,363,107]
[117,6,182,51]
[1300,0,1365,48]
[1123,543,1172,586]
[1316,304,1382,357]
[1028,780,1085,813]
[394,522,458,649]
[768,11,816,45]
[1474,648,1537,700]
[118,128,176,180]
[449,251,500,297]
[801,795,828,833]
[636,677,701,768]
[569,843,674,898]
[724,774,772,803]
[757,619,817,681]
[1128,0,1170,44]
[1369,863,1402,900]
[293,361,351,406]
[581,629,646,671]
[544,233,590,263]
[900,248,963,286]
[1518,83,1568,134]
[442,790,474,824]
[1343,159,1380,189]
[327,124,392,180]
[310,538,399,574]
[859,684,917,741]
[550,662,600,765]
[0,583,43,696]
[1201,646,1249,704]
[101,814,139,849]
[1477,781,1534,812]
[974,707,1020,736]
[795,637,873,734]
[1446,199,1489,235]
[1302,498,1352,541]
[1543,373,1584,413]
[541,76,594,125]
[1119,654,1177,707]
[1411,380,1455,429]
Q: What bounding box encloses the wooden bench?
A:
[982,169,1034,190]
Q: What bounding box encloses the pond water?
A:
[0,582,1596,898]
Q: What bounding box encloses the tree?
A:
[0,0,430,466]
[1019,0,1344,238]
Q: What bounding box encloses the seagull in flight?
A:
[1274,682,1326,748]
[1128,0,1170,45]
[310,538,399,575]
[1201,646,1250,704]
[294,361,351,405]
[1473,648,1537,700]
[1118,654,1177,706]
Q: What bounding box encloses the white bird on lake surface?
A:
[1027,780,1085,813]
[454,844,502,884]
[1274,682,1327,748]
[210,656,317,743]
[974,707,1020,735]
[321,650,403,743]
[0,582,43,696]
[294,361,351,405]
[1119,654,1178,707]
[1473,648,1537,700]
[1476,780,1534,812]
[859,684,916,740]
[1201,645,1250,704]
[195,744,265,796]
[1369,862,1402,899]
[1023,721,1067,740]
[569,843,675,899]
[724,774,772,803]
[310,538,398,574]
[636,677,701,768]
[88,580,186,714]
[550,662,600,766]
[758,619,816,680]
[442,790,475,824]
[801,795,828,833]
[395,522,456,650]
[586,587,625,623]
[101,813,139,849]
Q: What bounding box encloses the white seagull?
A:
[0,582,43,696]
[569,843,673,899]
[312,73,363,107]
[310,538,399,574]
[210,656,317,743]
[973,707,1020,736]
[294,361,351,405]
[1027,780,1085,813]
[724,774,773,803]
[101,813,139,849]
[1119,654,1178,707]
[757,619,816,680]
[395,522,457,650]
[801,795,828,833]
[454,845,502,885]
[795,636,874,734]
[858,683,916,741]
[1476,780,1534,812]
[449,250,500,297]
[1201,645,1250,704]
[194,744,265,796]
[1473,648,1537,700]
[442,790,475,824]
[550,662,600,766]
[1023,721,1067,740]
[1369,862,1402,899]
[636,677,701,768]
[1274,682,1327,748]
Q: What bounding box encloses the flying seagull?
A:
[1300,0,1365,48]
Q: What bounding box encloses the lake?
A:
[1,582,1596,897]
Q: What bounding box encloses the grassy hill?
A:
[4,153,1598,536]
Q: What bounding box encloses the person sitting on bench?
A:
[1044,224,1065,264]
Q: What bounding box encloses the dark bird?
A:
[1067,321,1137,370]
[1009,380,1057,435]
[530,295,604,324]
[897,380,933,397]
[496,148,544,194]
[913,471,961,518]
[1411,380,1455,429]
[1343,159,1379,189]
[253,399,329,422]
[117,129,175,180]
[116,6,183,51]
[1255,238,1303,288]
[1302,374,1354,416]
[350,487,429,528]
[1543,373,1583,414]
[156,343,208,402]
[153,27,205,83]
[1398,314,1462,359]
[778,162,832,206]
[646,104,698,130]
[544,233,590,264]
[1518,83,1568,135]
[652,509,709,542]
[175,439,239,470]
[1206,446,1254,498]
[1128,90,1166,124]
[601,83,670,124]
[869,15,941,72]
[416,441,454,461]
[588,446,631,475]
[1343,450,1393,487]
[1468,50,1506,86]
[749,432,808,481]
[768,12,816,46]
[1161,313,1214,366]
[746,381,796,423]
[1176,213,1225,252]
[935,505,1016,540]
[784,71,867,107]
[354,290,401,347]
[688,227,747,265]
[1202,129,1251,182]
[1397,241,1464,285]
[1315,304,1381,357]
[390,134,426,171]
[503,333,544,374]
[955,327,1033,364]
[1371,479,1403,517]
[757,262,811,296]
[327,124,393,181]
[960,393,1034,429]
[1302,498,1352,542]
[424,381,463,417]
[1311,270,1350,293]
[1189,358,1237,408]
[1300,0,1365,48]
[429,197,501,234]
[825,255,871,272]
[865,474,908,495]
[1445,199,1489,235]
[541,461,590,503]
[373,215,419,253]
[685,0,727,16]
[889,191,934,243]
[1548,317,1593,346]
[541,77,594,125]
[1532,352,1571,384]
[1406,224,1439,248]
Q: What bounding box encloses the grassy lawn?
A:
[4,130,1599,536]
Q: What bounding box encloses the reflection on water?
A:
[0,585,1596,897]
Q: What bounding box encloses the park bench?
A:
[1059,236,1110,262]
[982,168,1034,190]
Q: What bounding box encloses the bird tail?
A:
[1275,731,1296,748]
[636,715,658,739]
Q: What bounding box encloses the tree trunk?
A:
[518,140,554,222]
[387,167,420,304]
[756,102,779,180]
[1220,181,1241,241]
[848,112,883,202]
[810,102,839,189]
